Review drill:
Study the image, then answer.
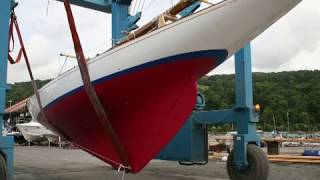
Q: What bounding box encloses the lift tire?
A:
[227,144,269,180]
[0,154,7,180]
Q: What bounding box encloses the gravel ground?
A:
[14,146,320,180]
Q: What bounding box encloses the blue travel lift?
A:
[0,0,269,179]
[0,0,15,179]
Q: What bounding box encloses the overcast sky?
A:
[7,0,320,83]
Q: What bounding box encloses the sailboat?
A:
[29,0,302,173]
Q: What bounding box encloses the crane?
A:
[0,1,267,179]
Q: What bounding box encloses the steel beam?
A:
[111,2,141,45]
[157,116,208,163]
[235,43,253,108]
[0,0,11,133]
[0,0,15,179]
[179,1,201,17]
[56,0,113,13]
[232,43,260,169]
[193,109,236,124]
[55,0,141,45]
[55,0,133,13]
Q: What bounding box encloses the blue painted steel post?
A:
[179,1,201,17]
[111,0,140,45]
[0,0,14,179]
[0,0,11,136]
[233,43,260,168]
[235,44,253,109]
[111,2,129,45]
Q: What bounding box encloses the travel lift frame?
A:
[0,0,268,179]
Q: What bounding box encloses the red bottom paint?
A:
[41,52,224,173]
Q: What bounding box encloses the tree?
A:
[199,70,320,132]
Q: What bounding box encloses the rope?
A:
[134,0,141,15]
[84,39,111,54]
[58,56,68,75]
[117,164,130,180]
[130,0,136,15]
[46,0,50,16]
[140,0,146,12]
[63,0,131,169]
[143,0,160,12]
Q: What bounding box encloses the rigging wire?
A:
[143,0,160,12]
[46,0,50,16]
[83,39,111,54]
[134,0,142,15]
[58,56,68,75]
[130,0,137,15]
[170,0,174,7]
[58,54,62,74]
[58,37,112,76]
[140,0,146,12]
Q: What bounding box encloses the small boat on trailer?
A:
[29,0,302,173]
[16,121,52,144]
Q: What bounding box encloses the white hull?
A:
[29,0,302,115]
[45,134,61,143]
[16,121,58,143]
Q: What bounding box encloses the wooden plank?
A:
[269,159,320,164]
[263,138,320,143]
[268,155,320,160]
[214,137,320,143]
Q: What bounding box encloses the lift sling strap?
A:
[7,10,49,128]
[63,0,130,169]
[8,11,23,64]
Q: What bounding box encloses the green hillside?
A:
[6,70,320,131]
[6,80,50,107]
[199,70,320,132]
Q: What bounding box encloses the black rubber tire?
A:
[227,144,269,180]
[0,154,7,180]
